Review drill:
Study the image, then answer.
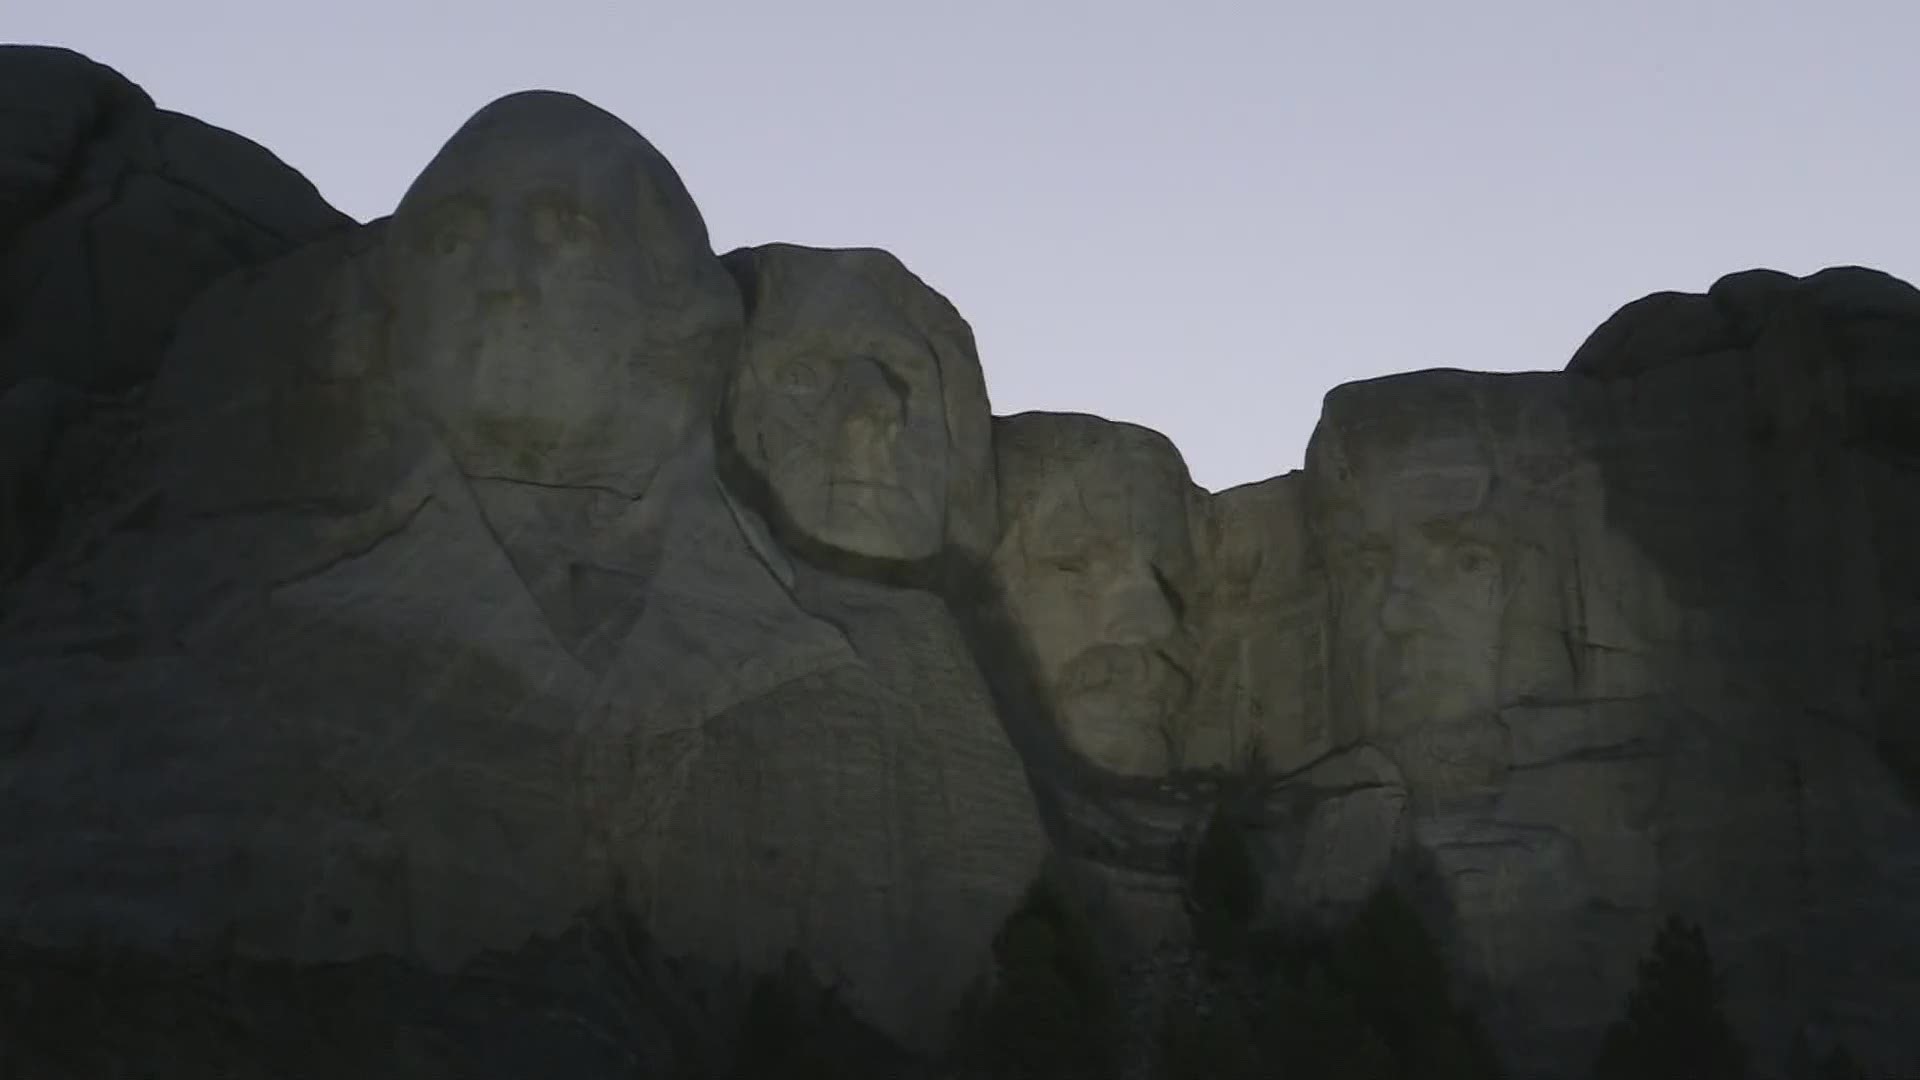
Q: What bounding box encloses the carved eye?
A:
[1456,546,1494,575]
[545,203,595,242]
[778,361,825,395]
[1048,555,1088,574]
[532,200,600,246]
[410,198,484,258]
[1349,545,1389,577]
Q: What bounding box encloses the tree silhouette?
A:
[1593,916,1748,1080]
[1186,807,1262,958]
[961,874,1118,1080]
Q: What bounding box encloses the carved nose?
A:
[1379,575,1425,637]
[1102,569,1176,645]
[475,288,521,316]
[837,358,907,432]
[472,220,537,306]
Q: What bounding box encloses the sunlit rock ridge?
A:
[2,45,1915,1079]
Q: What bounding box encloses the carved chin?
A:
[1374,667,1496,729]
[1050,651,1191,776]
[796,479,940,560]
[1057,693,1173,776]
[758,446,946,560]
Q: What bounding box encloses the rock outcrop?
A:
[1,49,1916,1080]
[0,44,350,580]
[0,46,348,392]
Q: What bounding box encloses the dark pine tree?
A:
[1593,915,1748,1080]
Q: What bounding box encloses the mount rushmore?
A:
[1,45,1916,1078]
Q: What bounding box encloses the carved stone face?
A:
[723,245,995,562]
[736,330,946,559]
[992,415,1199,776]
[1311,381,1513,741]
[386,91,738,494]
[1336,451,1504,736]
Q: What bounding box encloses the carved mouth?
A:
[1374,662,1495,728]
[823,479,917,528]
[827,478,905,494]
[1055,644,1193,702]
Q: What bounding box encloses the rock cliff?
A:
[1,47,1915,1079]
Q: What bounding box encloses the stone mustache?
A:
[2,75,1917,1076]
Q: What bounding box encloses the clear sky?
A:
[13,1,1918,490]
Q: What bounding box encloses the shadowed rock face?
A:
[1282,300,1919,1073]
[990,413,1205,777]
[0,45,350,585]
[0,46,349,396]
[579,421,1045,1050]
[721,243,997,563]
[386,90,740,496]
[2,56,1918,1080]
[1184,472,1330,773]
[1304,372,1661,1070]
[1559,266,1920,1074]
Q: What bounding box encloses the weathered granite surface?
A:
[1,50,1916,1079]
[0,44,350,582]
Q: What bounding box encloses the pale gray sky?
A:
[13,1,1917,490]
